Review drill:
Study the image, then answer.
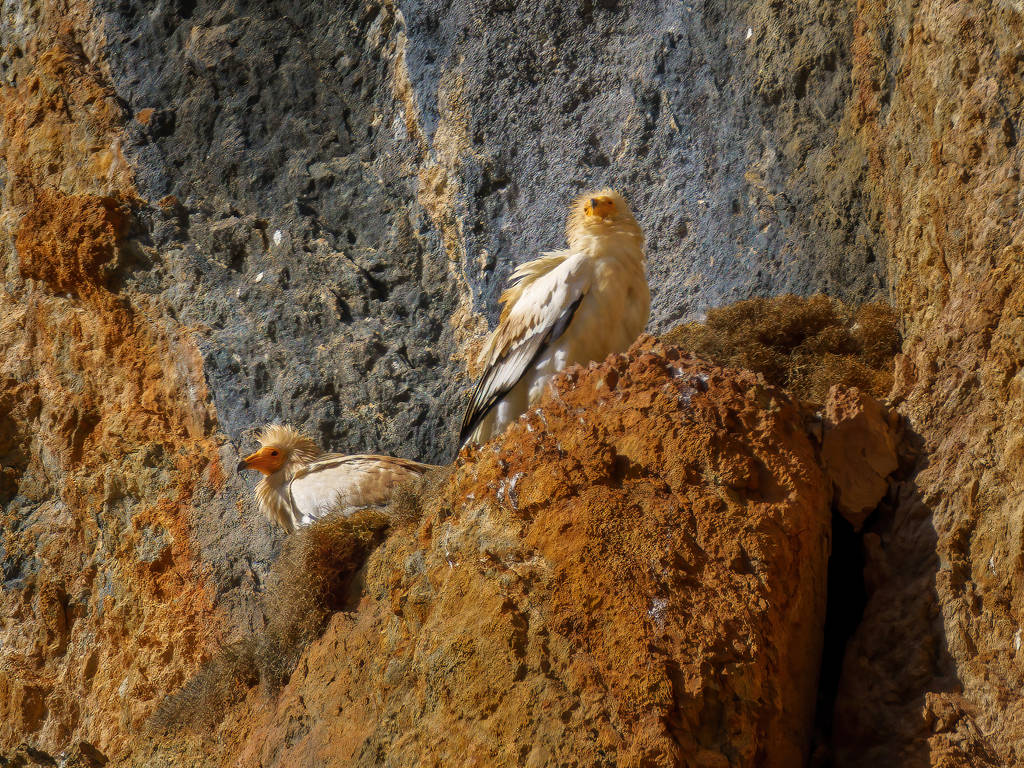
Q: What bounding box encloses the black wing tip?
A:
[457,292,587,450]
[459,380,503,449]
[458,399,486,448]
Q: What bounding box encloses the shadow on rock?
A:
[827,438,998,767]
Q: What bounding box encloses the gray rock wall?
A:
[96,0,885,464]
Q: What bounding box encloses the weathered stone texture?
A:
[132,340,831,768]
[831,1,1024,766]
[820,385,900,530]
[1,0,1022,764]
[0,3,271,759]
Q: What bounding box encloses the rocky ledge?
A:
[117,337,902,768]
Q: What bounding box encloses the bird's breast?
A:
[590,256,650,335]
[289,471,351,520]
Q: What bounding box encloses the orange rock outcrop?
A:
[134,339,832,768]
[0,4,226,760]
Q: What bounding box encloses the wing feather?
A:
[288,455,434,525]
[292,454,433,480]
[459,252,591,445]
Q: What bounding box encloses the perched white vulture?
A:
[237,424,434,532]
[460,188,649,447]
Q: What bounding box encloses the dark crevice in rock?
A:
[811,509,868,767]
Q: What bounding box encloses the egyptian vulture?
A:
[459,188,649,447]
[237,424,433,532]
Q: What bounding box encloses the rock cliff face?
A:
[831,2,1024,765]
[0,0,1021,765]
[135,340,834,768]
[0,9,229,756]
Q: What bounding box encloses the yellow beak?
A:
[237,447,284,475]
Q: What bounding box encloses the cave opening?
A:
[810,509,868,767]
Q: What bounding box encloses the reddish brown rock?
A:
[16,191,129,297]
[820,386,899,530]
[0,4,228,760]
[830,1,1024,765]
[136,338,832,767]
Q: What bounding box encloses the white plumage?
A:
[237,424,433,532]
[460,189,649,446]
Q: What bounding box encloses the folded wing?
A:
[459,251,592,446]
[287,454,432,527]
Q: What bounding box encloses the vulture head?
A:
[237,424,321,477]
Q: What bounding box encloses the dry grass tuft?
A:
[150,470,455,733]
[661,295,900,403]
[149,639,259,731]
[257,507,391,690]
[388,465,453,527]
[149,507,393,732]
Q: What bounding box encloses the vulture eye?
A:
[270,450,279,456]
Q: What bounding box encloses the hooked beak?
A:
[237,447,284,476]
[237,452,259,472]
